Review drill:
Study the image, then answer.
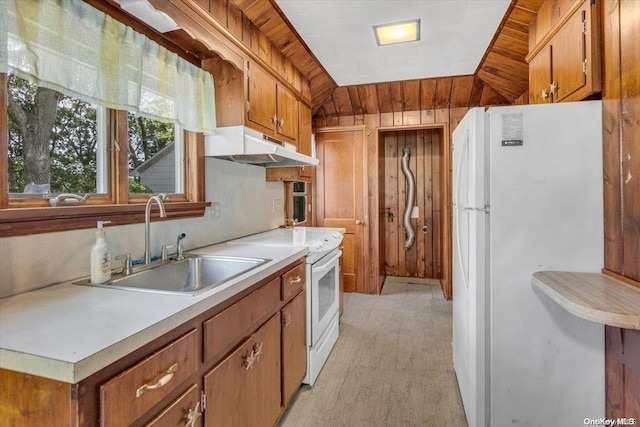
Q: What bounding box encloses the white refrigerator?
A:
[452,101,605,427]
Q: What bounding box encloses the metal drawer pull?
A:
[278,118,284,127]
[136,363,178,397]
[289,275,302,284]
[185,402,201,427]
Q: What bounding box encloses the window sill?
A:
[0,201,211,237]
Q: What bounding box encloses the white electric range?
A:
[229,227,344,385]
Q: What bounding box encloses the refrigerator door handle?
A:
[453,129,469,207]
[459,205,490,213]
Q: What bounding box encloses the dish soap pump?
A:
[91,221,112,284]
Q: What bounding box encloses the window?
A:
[0,0,215,236]
[7,74,108,199]
[127,113,182,195]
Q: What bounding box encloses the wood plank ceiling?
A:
[223,0,545,115]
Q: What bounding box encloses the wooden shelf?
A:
[532,271,640,330]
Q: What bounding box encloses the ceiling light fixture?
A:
[373,19,420,46]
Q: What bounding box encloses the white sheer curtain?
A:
[1,0,216,133]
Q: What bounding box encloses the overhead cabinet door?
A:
[551,6,588,102]
[247,64,278,133]
[276,85,299,141]
[247,62,299,146]
[526,0,601,104]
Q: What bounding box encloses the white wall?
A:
[0,159,284,298]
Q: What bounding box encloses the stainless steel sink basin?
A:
[74,255,271,295]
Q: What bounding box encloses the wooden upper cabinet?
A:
[203,57,309,149]
[247,63,278,133]
[247,62,299,146]
[527,0,601,104]
[276,85,299,141]
[298,104,312,157]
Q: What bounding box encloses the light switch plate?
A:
[210,202,221,219]
[273,199,284,213]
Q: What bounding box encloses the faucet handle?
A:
[161,244,174,261]
[115,253,133,276]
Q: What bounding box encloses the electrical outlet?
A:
[210,202,221,219]
[273,199,284,213]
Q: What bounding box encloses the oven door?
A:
[310,249,341,346]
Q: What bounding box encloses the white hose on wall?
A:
[401,147,416,250]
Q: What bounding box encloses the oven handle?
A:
[311,250,342,275]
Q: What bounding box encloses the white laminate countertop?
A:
[0,242,307,384]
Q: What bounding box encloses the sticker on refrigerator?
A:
[501,113,523,146]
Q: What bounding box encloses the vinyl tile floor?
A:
[279,276,468,427]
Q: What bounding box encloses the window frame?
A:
[0,87,209,237]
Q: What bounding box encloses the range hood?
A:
[204,126,319,167]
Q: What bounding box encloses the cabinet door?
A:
[276,86,299,143]
[204,313,281,427]
[145,384,202,427]
[247,63,277,134]
[281,290,307,407]
[298,104,312,157]
[529,44,552,104]
[551,6,587,102]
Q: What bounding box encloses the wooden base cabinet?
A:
[0,259,308,427]
[281,290,307,407]
[204,313,282,427]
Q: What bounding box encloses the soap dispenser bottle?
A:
[91,221,112,284]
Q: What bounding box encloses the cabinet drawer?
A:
[145,383,201,427]
[282,262,305,301]
[100,329,199,427]
[203,277,280,365]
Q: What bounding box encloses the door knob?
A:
[355,219,363,225]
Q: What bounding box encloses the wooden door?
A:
[276,86,299,143]
[281,291,306,407]
[529,44,553,104]
[551,6,587,102]
[315,129,366,293]
[204,313,281,427]
[247,63,277,134]
[383,129,442,279]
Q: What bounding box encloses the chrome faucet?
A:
[144,194,168,264]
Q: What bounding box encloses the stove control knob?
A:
[312,241,324,249]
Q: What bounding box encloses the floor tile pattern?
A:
[279,276,467,427]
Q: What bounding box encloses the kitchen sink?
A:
[73,255,271,295]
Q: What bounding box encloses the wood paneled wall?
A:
[383,129,442,279]
[314,107,470,299]
[602,0,640,419]
[316,75,507,119]
[222,0,336,106]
